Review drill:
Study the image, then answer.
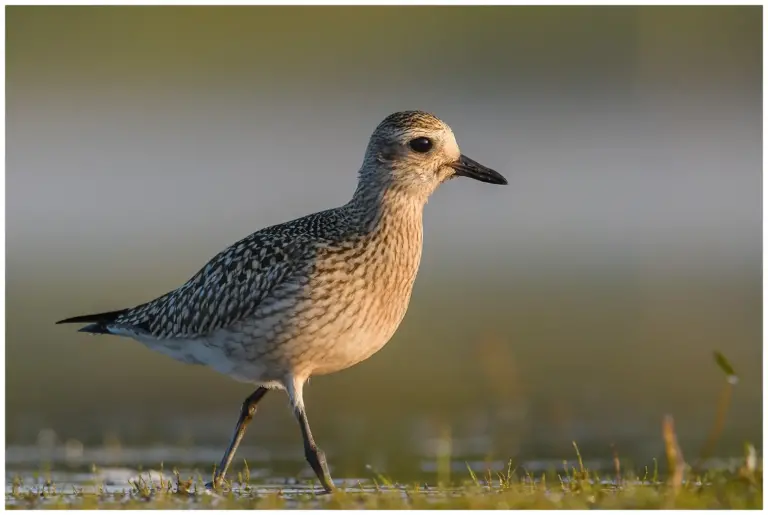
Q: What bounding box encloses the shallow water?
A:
[6,454,757,510]
[5,439,750,486]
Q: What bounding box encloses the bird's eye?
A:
[409,137,433,153]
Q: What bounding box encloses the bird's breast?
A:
[303,217,423,375]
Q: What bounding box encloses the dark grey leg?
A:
[295,406,335,493]
[210,387,269,489]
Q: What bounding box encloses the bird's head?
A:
[358,110,507,200]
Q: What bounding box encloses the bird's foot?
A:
[305,446,335,494]
[318,483,335,495]
[203,477,226,492]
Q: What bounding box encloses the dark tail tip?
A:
[56,309,129,334]
[77,323,113,334]
[56,309,128,325]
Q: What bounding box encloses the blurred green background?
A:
[6,6,762,479]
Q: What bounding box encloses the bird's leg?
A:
[209,387,269,489]
[287,376,335,493]
[295,406,335,493]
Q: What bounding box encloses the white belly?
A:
[126,330,274,385]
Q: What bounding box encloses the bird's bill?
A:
[450,154,507,185]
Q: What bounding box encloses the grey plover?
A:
[57,110,507,492]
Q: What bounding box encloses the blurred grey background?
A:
[6,6,762,478]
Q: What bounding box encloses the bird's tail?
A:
[56,309,129,334]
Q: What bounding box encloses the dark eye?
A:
[409,137,433,153]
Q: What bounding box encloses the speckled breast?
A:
[298,218,423,376]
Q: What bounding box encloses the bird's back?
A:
[108,206,358,340]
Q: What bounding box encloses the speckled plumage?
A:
[57,110,507,492]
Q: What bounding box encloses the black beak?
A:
[450,154,507,185]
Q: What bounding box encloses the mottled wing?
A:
[110,229,313,339]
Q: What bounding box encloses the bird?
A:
[56,110,507,493]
